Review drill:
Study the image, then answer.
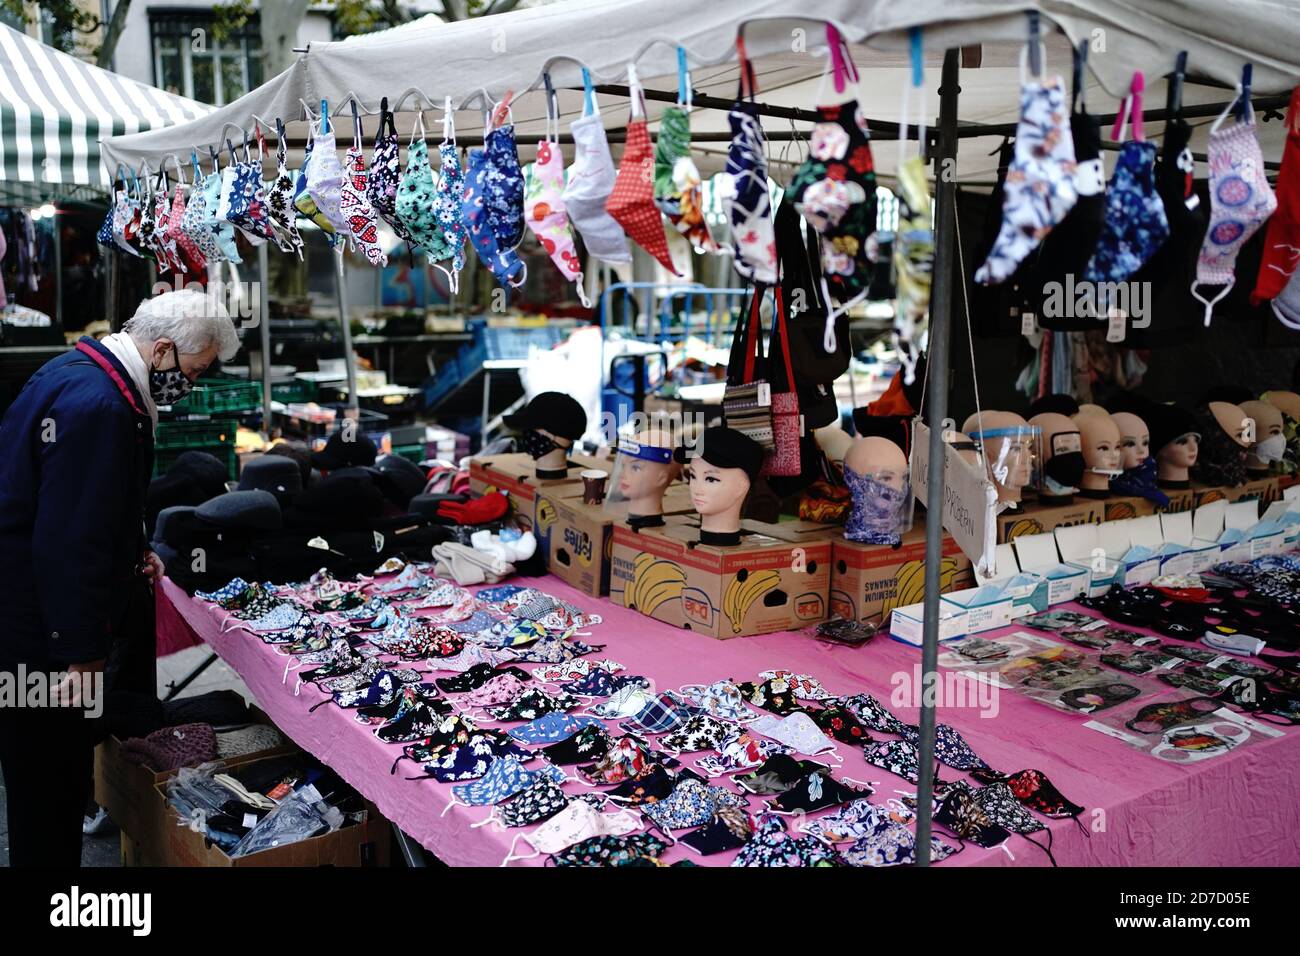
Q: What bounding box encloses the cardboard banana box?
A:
[610,516,830,639]
[829,518,975,627]
[996,498,1103,544]
[467,452,609,531]
[1192,477,1281,510]
[534,483,694,598]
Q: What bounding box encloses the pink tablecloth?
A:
[160,576,1300,867]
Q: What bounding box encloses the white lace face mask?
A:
[749,711,839,757]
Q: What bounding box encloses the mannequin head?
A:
[1077,403,1108,418]
[962,411,1036,505]
[1191,402,1251,488]
[1263,390,1300,421]
[610,428,682,519]
[678,427,763,544]
[813,423,855,465]
[1029,412,1083,501]
[1147,403,1201,486]
[504,391,588,479]
[1073,411,1123,496]
[844,436,908,491]
[1241,400,1286,472]
[1209,401,1252,447]
[1110,412,1151,470]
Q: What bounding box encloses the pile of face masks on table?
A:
[194,563,1097,867]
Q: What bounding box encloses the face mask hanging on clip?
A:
[607,63,681,274]
[432,98,469,293]
[891,27,933,386]
[789,25,878,350]
[338,100,389,267]
[654,48,717,253]
[525,74,591,306]
[1192,64,1278,326]
[724,34,777,284]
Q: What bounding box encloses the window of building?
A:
[150,12,263,106]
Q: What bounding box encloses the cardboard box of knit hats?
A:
[828,517,975,626]
[533,484,695,598]
[609,516,831,639]
[996,497,1103,544]
[467,452,609,531]
[97,705,296,867]
[153,756,390,868]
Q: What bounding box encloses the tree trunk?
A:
[260,0,312,81]
[95,0,133,69]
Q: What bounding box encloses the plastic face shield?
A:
[604,438,679,518]
[969,425,1040,493]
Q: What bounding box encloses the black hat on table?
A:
[167,450,229,499]
[283,474,384,531]
[372,453,429,510]
[1146,402,1202,453]
[311,429,378,471]
[674,426,764,482]
[265,441,314,487]
[195,490,283,532]
[502,391,587,441]
[237,455,303,505]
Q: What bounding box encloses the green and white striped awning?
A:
[0,22,212,192]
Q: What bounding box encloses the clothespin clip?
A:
[581,66,595,115]
[909,27,923,88]
[1027,11,1042,77]
[1236,63,1252,122]
[320,99,329,134]
[491,90,514,129]
[677,46,692,108]
[1165,51,1187,116]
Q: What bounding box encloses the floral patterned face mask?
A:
[653,68,716,253]
[264,126,305,258]
[799,797,915,843]
[843,819,959,867]
[864,738,922,783]
[660,715,735,754]
[548,832,668,868]
[757,669,833,701]
[415,732,532,784]
[432,108,468,290]
[532,658,623,683]
[481,115,526,251]
[678,680,755,722]
[462,145,526,287]
[725,50,776,284]
[828,692,907,736]
[487,688,580,723]
[485,776,570,829]
[898,723,993,772]
[642,776,748,832]
[504,800,642,865]
[732,812,844,867]
[365,99,410,241]
[456,673,528,708]
[767,771,873,814]
[696,731,789,777]
[525,140,590,306]
[446,756,566,812]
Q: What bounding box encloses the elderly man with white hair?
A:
[0,289,238,867]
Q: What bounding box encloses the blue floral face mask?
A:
[843,819,959,867]
[512,637,602,664]
[507,710,603,745]
[198,578,253,605]
[446,756,566,811]
[415,732,533,783]
[732,812,844,868]
[481,121,526,251]
[1083,140,1169,290]
[462,146,526,288]
[476,584,527,604]
[642,776,749,832]
[228,603,303,634]
[829,692,907,735]
[798,797,914,843]
[898,723,992,772]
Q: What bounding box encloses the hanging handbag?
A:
[723,285,775,450]
[762,284,803,477]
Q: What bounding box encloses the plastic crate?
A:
[153,442,237,480]
[423,356,464,408]
[272,380,317,404]
[479,325,566,361]
[154,417,239,451]
[169,379,261,415]
[391,443,426,464]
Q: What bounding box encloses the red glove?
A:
[437,491,509,525]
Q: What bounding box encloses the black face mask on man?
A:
[149,342,195,404]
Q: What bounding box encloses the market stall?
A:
[91,0,1300,869]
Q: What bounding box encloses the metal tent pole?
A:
[915,46,961,868]
[335,246,358,411]
[258,241,273,435]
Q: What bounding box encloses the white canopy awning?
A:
[99,0,1300,184]
[0,22,212,198]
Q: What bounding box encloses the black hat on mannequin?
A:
[674,426,764,482]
